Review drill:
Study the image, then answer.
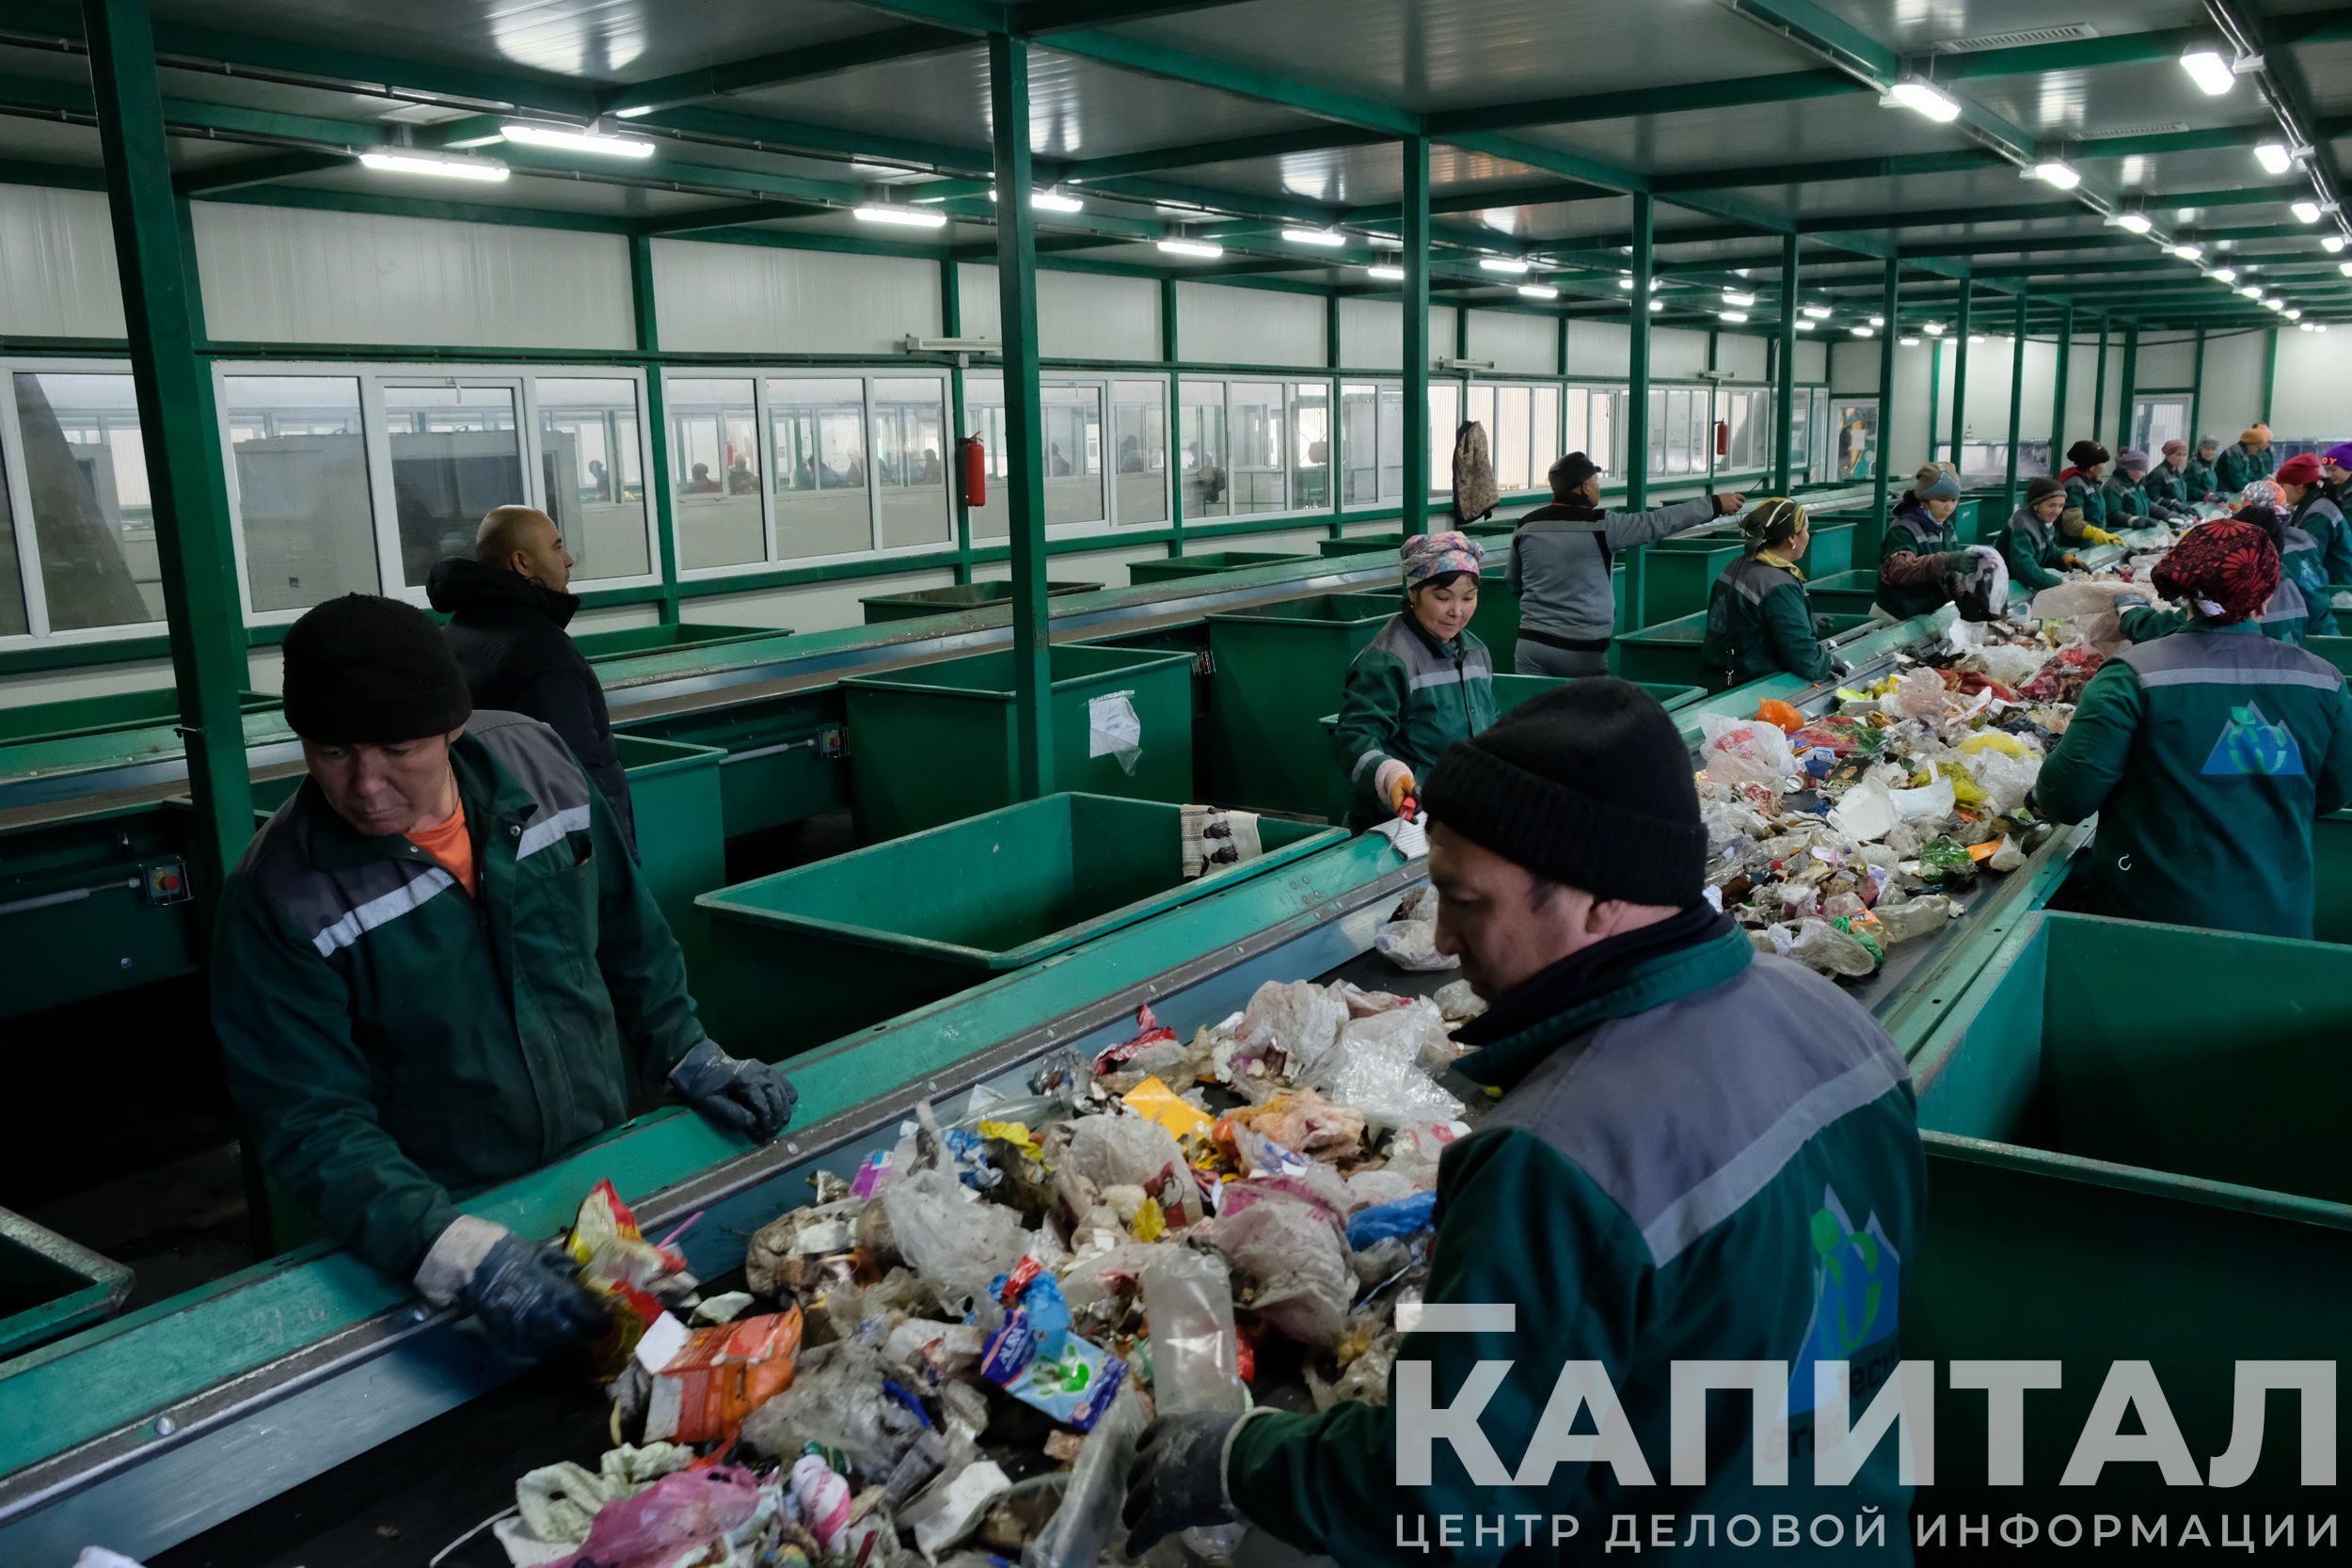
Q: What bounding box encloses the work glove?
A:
[2082,524,2122,547]
[1123,1412,1242,1557]
[2060,554,2084,571]
[415,1216,607,1355]
[1374,759,1417,816]
[1813,614,1838,638]
[1713,491,1748,516]
[670,1039,797,1141]
[1830,658,1855,679]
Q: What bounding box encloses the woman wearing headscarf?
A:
[1330,531,1497,830]
[2217,426,2271,495]
[2184,436,2225,502]
[2242,482,2338,640]
[2145,440,2199,516]
[2057,440,2127,543]
[2001,476,2082,594]
[2102,450,2158,530]
[2276,452,2352,587]
[1698,497,1836,689]
[2322,441,2352,504]
[1874,464,1973,619]
[2038,518,2352,940]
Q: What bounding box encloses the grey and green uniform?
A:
[2184,453,2222,501]
[1227,923,1926,1563]
[2291,490,2352,589]
[213,711,709,1280]
[2144,463,2192,512]
[2038,622,2352,940]
[2216,441,2267,495]
[1875,501,1962,620]
[1699,553,1833,688]
[2001,504,2071,594]
[1330,612,1496,826]
[2101,474,2149,529]
[2063,471,2110,532]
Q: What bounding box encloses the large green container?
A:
[2307,634,2352,679]
[1128,550,1313,584]
[1205,594,1398,814]
[570,621,778,662]
[697,793,1346,1052]
[620,689,849,842]
[1317,532,1408,559]
[842,643,1195,839]
[0,687,271,746]
[0,1209,132,1359]
[2056,808,2352,947]
[611,735,727,985]
[1803,519,1856,578]
[1634,531,1744,626]
[1802,567,1883,618]
[1491,673,1706,717]
[859,580,1104,624]
[1611,608,1873,689]
[1904,912,2352,1503]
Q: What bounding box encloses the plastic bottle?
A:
[1873,894,1953,944]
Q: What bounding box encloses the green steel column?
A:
[2048,304,2073,470]
[628,233,681,624]
[1871,256,1896,526]
[173,194,244,664]
[1924,341,1941,469]
[942,257,973,585]
[2259,325,2277,426]
[2003,293,2027,501]
[2189,327,2206,447]
[83,0,252,921]
[2116,324,2138,453]
[1627,193,1653,512]
[988,32,1050,799]
[1556,312,1569,378]
[2090,319,2109,447]
[1161,277,1182,547]
[1947,287,1971,470]
[1773,234,1796,488]
[1401,135,1430,533]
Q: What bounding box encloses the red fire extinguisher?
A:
[1716,420,1730,459]
[959,436,987,507]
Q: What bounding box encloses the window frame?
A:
[962,370,1174,538]
[1,354,168,648]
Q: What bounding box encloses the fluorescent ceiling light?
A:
[2168,242,2204,261]
[1616,275,1635,291]
[2210,266,2238,282]
[1157,236,1224,258]
[1899,335,1921,345]
[1720,309,1749,323]
[2109,212,2153,235]
[1802,304,1833,320]
[987,188,1086,213]
[2341,260,2352,277]
[2238,283,2265,297]
[358,150,509,182]
[1883,80,1962,124]
[1923,322,1945,335]
[1723,289,1756,307]
[2179,50,2236,96]
[1479,257,1531,275]
[1281,227,1347,246]
[1647,298,1664,312]
[854,204,948,229]
[2292,199,2324,224]
[1794,320,1817,331]
[2254,142,2292,176]
[2324,235,2345,253]
[1519,282,1561,299]
[613,105,654,119]
[2286,309,2302,320]
[2029,161,2082,190]
[1967,333,1986,343]
[1365,263,1406,281]
[1869,314,1885,327]
[498,121,656,159]
[1851,325,1874,336]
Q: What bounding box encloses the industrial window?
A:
[1290,381,1331,512]
[1178,380,1228,520]
[1493,385,1532,492]
[1788,391,1812,479]
[1425,381,1458,499]
[8,369,158,635]
[1340,382,1378,508]
[1229,382,1287,515]
[965,374,1126,539]
[874,378,953,549]
[224,374,375,615]
[538,378,649,581]
[1530,386,1559,489]
[0,442,23,640]
[383,383,524,588]
[667,376,763,570]
[768,377,870,562]
[1565,385,1624,480]
[1110,380,1168,527]
[1376,384,1404,500]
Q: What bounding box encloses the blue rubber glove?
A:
[1122,1412,1242,1556]
[670,1039,797,1140]
[427,1224,607,1354]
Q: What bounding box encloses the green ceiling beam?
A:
[1652,147,2002,194]
[1014,0,1260,33]
[632,104,987,175]
[198,182,640,234]
[1422,69,1861,135]
[1446,132,1645,197]
[0,156,106,189]
[632,200,834,235]
[1790,184,2303,235]
[1059,125,1391,182]
[599,24,968,116]
[1043,28,1420,135]
[666,225,946,262]
[173,150,348,195]
[1921,25,2216,82]
[492,143,867,205]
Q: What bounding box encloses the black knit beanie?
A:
[281,594,472,744]
[1423,679,1705,907]
[2024,475,2064,508]
[2066,439,2110,470]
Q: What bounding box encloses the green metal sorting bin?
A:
[2056,808,2352,947]
[697,793,1346,1052]
[1612,608,1873,689]
[1634,531,1744,626]
[0,687,271,746]
[2307,634,2352,679]
[571,621,778,662]
[1206,594,1398,814]
[1903,912,2352,1504]
[1128,550,1313,584]
[1803,519,1856,578]
[0,1207,132,1358]
[612,736,727,984]
[1317,532,1408,559]
[859,580,1104,624]
[1491,673,1706,717]
[621,689,849,841]
[1802,567,1883,618]
[842,643,1195,839]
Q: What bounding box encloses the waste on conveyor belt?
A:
[470,965,1491,1568]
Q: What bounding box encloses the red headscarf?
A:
[2153,519,2280,625]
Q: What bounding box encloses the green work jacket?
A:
[2143,464,2191,510]
[2001,505,2071,594]
[213,711,709,1281]
[2216,443,2266,496]
[2062,471,2109,532]
[2037,622,2352,940]
[2292,492,2352,590]
[1228,925,1926,1563]
[1331,612,1496,824]
[1699,553,1833,689]
[2184,455,2222,501]
[2100,476,2149,530]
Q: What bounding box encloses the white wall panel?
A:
[655,239,935,354]
[1465,310,1555,374]
[0,185,124,339]
[1429,306,1457,363]
[1651,327,1709,378]
[958,262,1001,343]
[1175,283,1322,367]
[2197,328,2269,441]
[1795,340,1827,381]
[1565,320,1629,377]
[1714,334,1769,380]
[2266,328,2336,436]
[2136,335,2198,388]
[693,571,956,635]
[1038,271,1157,361]
[1339,298,1399,369]
[1890,341,1933,475]
[969,542,1168,581]
[197,205,631,348]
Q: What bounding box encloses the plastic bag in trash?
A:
[1784,918,1882,977]
[1374,918,1457,972]
[1056,1114,1206,1230]
[1699,713,1797,792]
[1206,1175,1356,1349]
[1430,979,1487,1024]
[544,1465,762,1568]
[1021,1384,1148,1568]
[1887,669,1951,721]
[1232,979,1350,1076]
[1346,1190,1438,1249]
[1141,1250,1246,1417]
[1340,995,1457,1077]
[1308,1022,1465,1132]
[882,1168,1029,1314]
[741,1341,932,1481]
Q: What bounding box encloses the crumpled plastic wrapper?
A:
[1230,979,1349,1076]
[740,1341,934,1479]
[880,1168,1027,1314]
[1431,979,1486,1024]
[1205,1173,1356,1349]
[1309,1021,1466,1131]
[1375,918,1456,972]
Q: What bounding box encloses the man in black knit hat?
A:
[1127,680,1927,1563]
[213,594,796,1353]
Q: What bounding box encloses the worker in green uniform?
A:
[2039,520,2352,941]
[2216,426,2271,496]
[2323,441,2352,502]
[1124,681,1926,1560]
[2184,437,2225,504]
[2144,439,2200,518]
[2057,441,2127,544]
[2277,451,2352,588]
[2001,476,2084,594]
[2244,484,2338,640]
[1875,463,1972,619]
[213,595,798,1351]
[1330,531,1496,831]
[1698,497,1837,689]
[2101,449,2155,531]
